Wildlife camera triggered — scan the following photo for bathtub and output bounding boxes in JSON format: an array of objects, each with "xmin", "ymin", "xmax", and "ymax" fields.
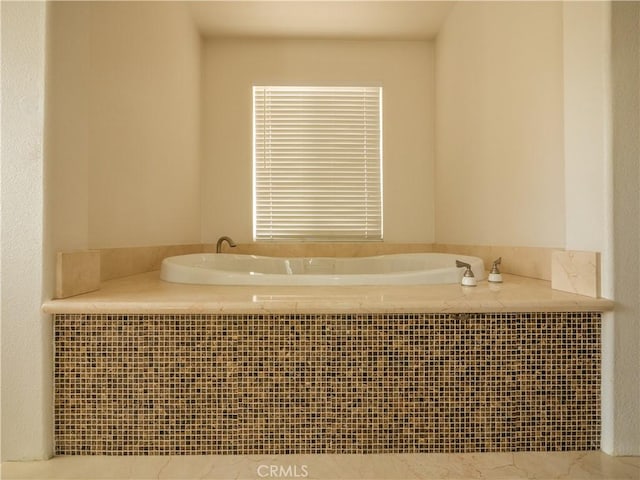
[{"xmin": 160, "ymin": 252, "xmax": 485, "ymax": 286}]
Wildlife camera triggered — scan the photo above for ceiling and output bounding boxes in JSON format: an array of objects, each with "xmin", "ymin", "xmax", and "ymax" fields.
[{"xmin": 188, "ymin": 1, "xmax": 454, "ymax": 40}]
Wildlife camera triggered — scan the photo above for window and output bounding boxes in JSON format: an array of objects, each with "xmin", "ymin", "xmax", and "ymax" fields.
[{"xmin": 253, "ymin": 86, "xmax": 383, "ymax": 241}]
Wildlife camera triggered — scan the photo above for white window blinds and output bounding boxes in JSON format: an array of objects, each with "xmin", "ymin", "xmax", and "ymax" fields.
[{"xmin": 253, "ymin": 86, "xmax": 383, "ymax": 241}]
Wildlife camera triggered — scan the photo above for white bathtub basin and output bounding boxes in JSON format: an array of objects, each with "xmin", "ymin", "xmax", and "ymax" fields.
[{"xmin": 160, "ymin": 253, "xmax": 485, "ymax": 286}]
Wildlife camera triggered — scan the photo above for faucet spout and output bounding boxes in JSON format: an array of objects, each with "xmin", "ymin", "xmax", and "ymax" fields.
[{"xmin": 216, "ymin": 236, "xmax": 237, "ymax": 254}]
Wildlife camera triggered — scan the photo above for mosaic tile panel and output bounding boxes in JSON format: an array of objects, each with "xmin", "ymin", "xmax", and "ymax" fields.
[
  {"xmin": 236, "ymin": 315, "xmax": 331, "ymax": 454},
  {"xmin": 54, "ymin": 312, "xmax": 600, "ymax": 455}
]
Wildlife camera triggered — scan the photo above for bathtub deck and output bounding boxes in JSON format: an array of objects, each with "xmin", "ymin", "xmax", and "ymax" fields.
[{"xmin": 42, "ymin": 271, "xmax": 613, "ymax": 314}]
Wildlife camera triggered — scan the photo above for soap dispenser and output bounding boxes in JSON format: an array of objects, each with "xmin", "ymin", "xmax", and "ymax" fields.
[
  {"xmin": 488, "ymin": 257, "xmax": 503, "ymax": 283},
  {"xmin": 456, "ymin": 260, "xmax": 477, "ymax": 287}
]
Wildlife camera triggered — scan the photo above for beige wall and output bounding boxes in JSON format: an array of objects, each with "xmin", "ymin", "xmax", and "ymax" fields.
[
  {"xmin": 202, "ymin": 39, "xmax": 435, "ymax": 244},
  {"xmin": 47, "ymin": 1, "xmax": 202, "ymax": 251},
  {"xmin": 46, "ymin": 2, "xmax": 91, "ymax": 254},
  {"xmin": 435, "ymin": 2, "xmax": 565, "ymax": 248},
  {"xmin": 1, "ymin": 1, "xmax": 52, "ymax": 461},
  {"xmin": 563, "ymin": 1, "xmax": 611, "ymax": 256}
]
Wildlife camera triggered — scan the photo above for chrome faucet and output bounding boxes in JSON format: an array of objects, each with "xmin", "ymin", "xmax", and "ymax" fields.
[
  {"xmin": 456, "ymin": 260, "xmax": 477, "ymax": 287},
  {"xmin": 216, "ymin": 236, "xmax": 237, "ymax": 254}
]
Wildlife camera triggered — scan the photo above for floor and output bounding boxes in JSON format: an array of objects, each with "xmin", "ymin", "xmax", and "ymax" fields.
[{"xmin": 1, "ymin": 452, "xmax": 638, "ymax": 480}]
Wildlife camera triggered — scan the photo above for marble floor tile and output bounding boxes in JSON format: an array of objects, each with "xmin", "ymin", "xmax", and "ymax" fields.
[{"xmin": 1, "ymin": 452, "xmax": 638, "ymax": 480}]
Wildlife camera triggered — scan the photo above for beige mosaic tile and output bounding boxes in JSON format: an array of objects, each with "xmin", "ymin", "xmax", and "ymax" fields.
[{"xmin": 54, "ymin": 312, "xmax": 600, "ymax": 455}]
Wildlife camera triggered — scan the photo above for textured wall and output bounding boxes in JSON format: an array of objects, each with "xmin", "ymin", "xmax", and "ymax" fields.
[
  {"xmin": 1, "ymin": 1, "xmax": 52, "ymax": 461},
  {"xmin": 608, "ymin": 0, "xmax": 640, "ymax": 456}
]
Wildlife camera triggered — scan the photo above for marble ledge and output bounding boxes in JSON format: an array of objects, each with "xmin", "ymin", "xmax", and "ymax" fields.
[
  {"xmin": 3, "ymin": 452, "xmax": 639, "ymax": 480},
  {"xmin": 42, "ymin": 271, "xmax": 614, "ymax": 315}
]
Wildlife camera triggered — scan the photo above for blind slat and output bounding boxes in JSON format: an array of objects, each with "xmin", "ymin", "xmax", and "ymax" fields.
[{"xmin": 253, "ymin": 86, "xmax": 383, "ymax": 242}]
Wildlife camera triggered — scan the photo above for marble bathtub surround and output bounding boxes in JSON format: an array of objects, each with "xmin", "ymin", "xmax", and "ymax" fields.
[
  {"xmin": 432, "ymin": 244, "xmax": 555, "ymax": 281},
  {"xmin": 54, "ymin": 312, "xmax": 600, "ymax": 455},
  {"xmin": 42, "ymin": 271, "xmax": 613, "ymax": 315},
  {"xmin": 62, "ymin": 243, "xmax": 436, "ymax": 291},
  {"xmin": 552, "ymin": 250, "xmax": 600, "ymax": 298},
  {"xmin": 48, "ymin": 249, "xmax": 611, "ymax": 458},
  {"xmin": 99, "ymin": 244, "xmax": 202, "ymax": 281},
  {"xmin": 209, "ymin": 242, "xmax": 562, "ymax": 282},
  {"xmin": 55, "ymin": 243, "xmax": 603, "ymax": 300},
  {"xmin": 55, "ymin": 251, "xmax": 100, "ymax": 299}
]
